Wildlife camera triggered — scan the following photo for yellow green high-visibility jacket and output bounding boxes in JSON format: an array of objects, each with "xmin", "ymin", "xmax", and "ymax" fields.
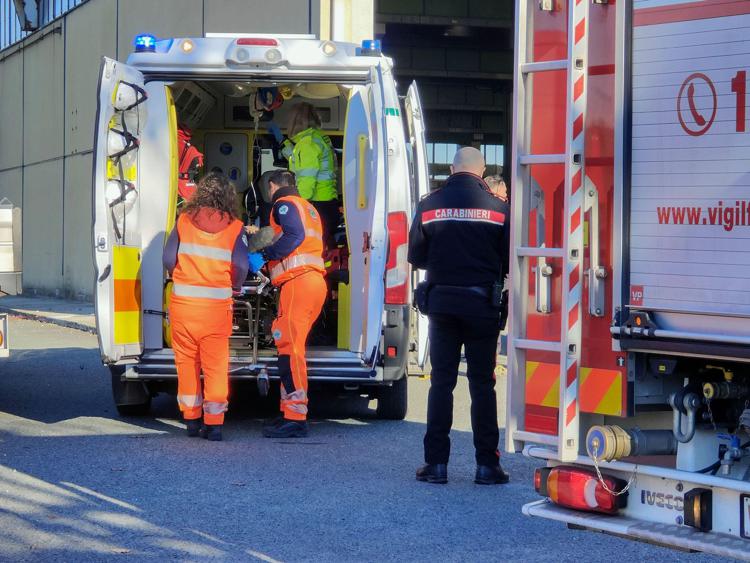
[{"xmin": 282, "ymin": 127, "xmax": 338, "ymax": 202}]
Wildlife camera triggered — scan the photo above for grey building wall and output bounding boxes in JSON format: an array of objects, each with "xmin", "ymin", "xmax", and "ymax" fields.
[{"xmin": 0, "ymin": 0, "xmax": 348, "ymax": 300}]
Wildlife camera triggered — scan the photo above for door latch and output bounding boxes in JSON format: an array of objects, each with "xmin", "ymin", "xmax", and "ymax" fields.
[{"xmin": 96, "ymin": 233, "xmax": 108, "ymax": 252}]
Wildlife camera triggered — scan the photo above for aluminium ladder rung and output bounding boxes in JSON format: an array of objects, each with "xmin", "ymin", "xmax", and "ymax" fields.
[
  {"xmin": 520, "ymin": 60, "xmax": 567, "ymax": 74},
  {"xmin": 519, "ymin": 153, "xmax": 566, "ymax": 165},
  {"xmin": 513, "ymin": 339, "xmax": 563, "ymax": 353},
  {"xmin": 516, "ymin": 246, "xmax": 565, "ymax": 258}
]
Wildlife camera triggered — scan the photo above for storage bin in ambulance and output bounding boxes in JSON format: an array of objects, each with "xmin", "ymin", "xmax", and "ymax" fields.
[{"xmin": 92, "ymin": 36, "xmax": 431, "ymax": 419}]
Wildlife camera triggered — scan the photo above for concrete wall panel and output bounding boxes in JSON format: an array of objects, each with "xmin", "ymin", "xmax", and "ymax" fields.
[
  {"xmin": 23, "ymin": 32, "xmax": 65, "ymax": 165},
  {"xmin": 22, "ymin": 161, "xmax": 63, "ymax": 293},
  {"xmin": 0, "ymin": 52, "xmax": 24, "ymax": 171},
  {"xmin": 204, "ymin": 0, "xmax": 311, "ymax": 35},
  {"xmin": 63, "ymin": 154, "xmax": 94, "ymax": 299},
  {"xmin": 0, "ymin": 170, "xmax": 23, "ymax": 212},
  {"xmin": 117, "ymin": 0, "xmax": 203, "ymax": 62},
  {"xmin": 65, "ymin": 0, "xmax": 117, "ymax": 155}
]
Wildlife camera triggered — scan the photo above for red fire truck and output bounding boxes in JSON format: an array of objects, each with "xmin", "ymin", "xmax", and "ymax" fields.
[{"xmin": 506, "ymin": 0, "xmax": 750, "ymax": 557}]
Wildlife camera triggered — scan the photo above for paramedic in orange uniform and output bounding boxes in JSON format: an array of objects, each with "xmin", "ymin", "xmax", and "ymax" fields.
[
  {"xmin": 163, "ymin": 173, "xmax": 248, "ymax": 441},
  {"xmin": 247, "ymin": 170, "xmax": 326, "ymax": 438}
]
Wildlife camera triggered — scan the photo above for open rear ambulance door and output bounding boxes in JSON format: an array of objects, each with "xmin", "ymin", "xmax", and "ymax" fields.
[
  {"xmin": 403, "ymin": 81, "xmax": 431, "ymax": 374},
  {"xmin": 343, "ymin": 70, "xmax": 389, "ymax": 365},
  {"xmin": 93, "ymin": 58, "xmax": 148, "ymax": 364}
]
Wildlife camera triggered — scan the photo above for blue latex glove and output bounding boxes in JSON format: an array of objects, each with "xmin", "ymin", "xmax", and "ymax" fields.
[
  {"xmin": 267, "ymin": 122, "xmax": 283, "ymax": 144},
  {"xmin": 248, "ymin": 252, "xmax": 266, "ymax": 274}
]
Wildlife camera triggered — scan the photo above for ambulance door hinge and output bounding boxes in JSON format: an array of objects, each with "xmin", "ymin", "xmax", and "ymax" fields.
[{"xmin": 96, "ymin": 233, "xmax": 108, "ymax": 252}]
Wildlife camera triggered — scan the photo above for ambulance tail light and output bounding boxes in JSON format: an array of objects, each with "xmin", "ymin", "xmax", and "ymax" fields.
[
  {"xmin": 386, "ymin": 212, "xmax": 409, "ymax": 305},
  {"xmin": 237, "ymin": 38, "xmax": 278, "ymax": 46},
  {"xmin": 539, "ymin": 466, "xmax": 628, "ymax": 515}
]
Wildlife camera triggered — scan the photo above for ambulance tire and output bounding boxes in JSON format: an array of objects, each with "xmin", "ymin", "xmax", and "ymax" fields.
[
  {"xmin": 110, "ymin": 367, "xmax": 152, "ymax": 416},
  {"xmin": 376, "ymin": 375, "xmax": 408, "ymax": 420}
]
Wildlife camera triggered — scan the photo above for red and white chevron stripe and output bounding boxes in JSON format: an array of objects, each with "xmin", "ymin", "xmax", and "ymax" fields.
[{"xmin": 561, "ymin": 0, "xmax": 588, "ymax": 459}]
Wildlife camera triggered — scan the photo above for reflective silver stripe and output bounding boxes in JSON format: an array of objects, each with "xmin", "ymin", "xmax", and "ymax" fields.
[
  {"xmin": 295, "ymin": 167, "xmax": 318, "ymax": 178},
  {"xmin": 305, "ymin": 228, "xmax": 320, "ymax": 238},
  {"xmin": 178, "ymin": 394, "xmax": 203, "ymax": 408},
  {"xmin": 178, "ymin": 243, "xmax": 232, "ymax": 262},
  {"xmin": 270, "ymin": 253, "xmax": 325, "ymax": 280},
  {"xmin": 203, "ymin": 401, "xmax": 228, "ymax": 415},
  {"xmin": 316, "ymin": 171, "xmax": 336, "ymax": 181},
  {"xmin": 312, "ymin": 137, "xmax": 335, "ymax": 161},
  {"xmin": 173, "ymin": 284, "xmax": 232, "ymax": 300},
  {"xmin": 282, "ymin": 390, "xmax": 308, "ymax": 415}
]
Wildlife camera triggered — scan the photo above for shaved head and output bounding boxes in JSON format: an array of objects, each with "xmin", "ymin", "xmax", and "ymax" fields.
[{"xmin": 451, "ymin": 147, "xmax": 486, "ymax": 176}]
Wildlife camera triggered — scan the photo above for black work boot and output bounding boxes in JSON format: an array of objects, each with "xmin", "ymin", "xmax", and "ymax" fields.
[
  {"xmin": 262, "ymin": 419, "xmax": 308, "ymax": 438},
  {"xmin": 185, "ymin": 418, "xmax": 202, "ymax": 438},
  {"xmin": 200, "ymin": 424, "xmax": 223, "ymax": 442},
  {"xmin": 475, "ymin": 464, "xmax": 510, "ymax": 485},
  {"xmin": 263, "ymin": 415, "xmax": 285, "ymax": 429},
  {"xmin": 416, "ymin": 463, "xmax": 448, "ymax": 484}
]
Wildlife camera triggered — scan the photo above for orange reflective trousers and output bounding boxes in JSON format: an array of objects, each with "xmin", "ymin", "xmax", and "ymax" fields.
[
  {"xmin": 170, "ymin": 299, "xmax": 233, "ymax": 425},
  {"xmin": 272, "ymin": 271, "xmax": 327, "ymax": 421}
]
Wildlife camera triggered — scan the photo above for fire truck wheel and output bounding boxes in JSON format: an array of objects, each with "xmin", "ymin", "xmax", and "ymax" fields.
[
  {"xmin": 376, "ymin": 375, "xmax": 408, "ymax": 420},
  {"xmin": 110, "ymin": 366, "xmax": 152, "ymax": 416}
]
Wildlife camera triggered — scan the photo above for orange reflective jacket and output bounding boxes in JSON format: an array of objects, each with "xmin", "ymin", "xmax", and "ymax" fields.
[
  {"xmin": 172, "ymin": 213, "xmax": 244, "ymax": 304},
  {"xmin": 268, "ymin": 195, "xmax": 325, "ymax": 286}
]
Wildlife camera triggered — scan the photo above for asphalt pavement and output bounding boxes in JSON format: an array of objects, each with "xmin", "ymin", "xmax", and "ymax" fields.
[{"xmin": 0, "ymin": 318, "xmax": 724, "ymax": 562}]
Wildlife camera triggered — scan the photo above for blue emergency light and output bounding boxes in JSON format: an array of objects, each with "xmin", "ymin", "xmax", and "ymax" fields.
[
  {"xmin": 359, "ymin": 39, "xmax": 382, "ymax": 56},
  {"xmin": 134, "ymin": 34, "xmax": 157, "ymax": 53}
]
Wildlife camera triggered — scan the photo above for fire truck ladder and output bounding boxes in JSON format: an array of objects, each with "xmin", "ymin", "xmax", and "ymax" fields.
[{"xmin": 506, "ymin": 0, "xmax": 590, "ymax": 463}]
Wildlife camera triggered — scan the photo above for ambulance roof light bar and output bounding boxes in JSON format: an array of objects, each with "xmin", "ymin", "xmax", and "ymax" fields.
[
  {"xmin": 134, "ymin": 34, "xmax": 157, "ymax": 53},
  {"xmin": 359, "ymin": 39, "xmax": 382, "ymax": 56}
]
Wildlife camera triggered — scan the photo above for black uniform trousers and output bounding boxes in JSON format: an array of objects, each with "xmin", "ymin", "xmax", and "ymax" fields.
[{"xmin": 424, "ymin": 313, "xmax": 501, "ymax": 467}]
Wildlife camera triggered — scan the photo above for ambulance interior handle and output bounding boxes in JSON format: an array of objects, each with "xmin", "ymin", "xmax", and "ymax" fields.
[{"xmin": 97, "ymin": 264, "xmax": 111, "ymax": 283}]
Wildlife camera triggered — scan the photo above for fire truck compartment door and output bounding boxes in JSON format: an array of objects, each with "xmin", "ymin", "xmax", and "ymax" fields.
[{"xmin": 628, "ymin": 4, "xmax": 750, "ymax": 338}]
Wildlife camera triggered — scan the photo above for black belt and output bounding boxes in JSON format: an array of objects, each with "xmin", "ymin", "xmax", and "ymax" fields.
[{"xmin": 432, "ymin": 284, "xmax": 491, "ymax": 299}]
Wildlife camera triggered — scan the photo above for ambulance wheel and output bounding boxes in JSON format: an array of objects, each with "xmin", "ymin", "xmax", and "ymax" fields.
[
  {"xmin": 376, "ymin": 375, "xmax": 408, "ymax": 420},
  {"xmin": 110, "ymin": 367, "xmax": 151, "ymax": 416}
]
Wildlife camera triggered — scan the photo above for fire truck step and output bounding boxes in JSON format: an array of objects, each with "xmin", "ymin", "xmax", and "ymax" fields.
[
  {"xmin": 523, "ymin": 501, "xmax": 750, "ymax": 560},
  {"xmin": 513, "ymin": 431, "xmax": 558, "ymax": 446},
  {"xmin": 513, "ymin": 338, "xmax": 562, "ymax": 353},
  {"xmin": 519, "ymin": 153, "xmax": 566, "ymax": 165},
  {"xmin": 520, "ymin": 60, "xmax": 567, "ymax": 74}
]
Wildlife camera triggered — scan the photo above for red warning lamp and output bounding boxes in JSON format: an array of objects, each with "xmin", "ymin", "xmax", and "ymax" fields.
[{"xmin": 237, "ymin": 38, "xmax": 279, "ymax": 46}]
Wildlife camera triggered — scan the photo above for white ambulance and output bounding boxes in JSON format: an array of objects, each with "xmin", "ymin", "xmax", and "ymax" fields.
[
  {"xmin": 506, "ymin": 0, "xmax": 750, "ymax": 557},
  {"xmin": 92, "ymin": 35, "xmax": 430, "ymax": 419}
]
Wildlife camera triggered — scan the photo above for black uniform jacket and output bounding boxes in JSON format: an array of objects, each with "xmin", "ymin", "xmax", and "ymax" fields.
[{"xmin": 408, "ymin": 172, "xmax": 510, "ymax": 318}]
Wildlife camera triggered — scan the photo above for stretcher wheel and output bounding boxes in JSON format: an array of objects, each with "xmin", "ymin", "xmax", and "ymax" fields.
[{"xmin": 257, "ymin": 370, "xmax": 270, "ymax": 397}]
